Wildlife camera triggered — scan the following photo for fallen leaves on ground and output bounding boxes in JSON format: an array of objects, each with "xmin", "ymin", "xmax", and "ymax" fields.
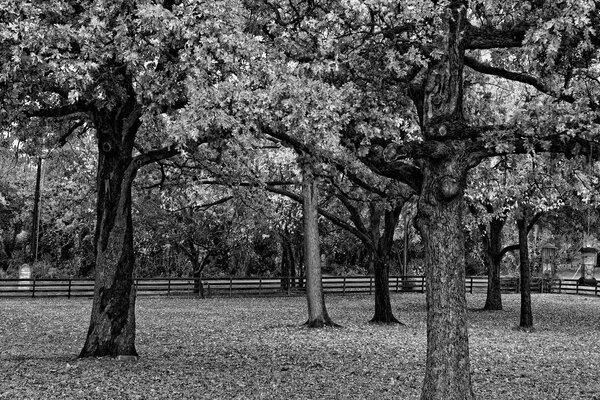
[{"xmin": 0, "ymin": 293, "xmax": 599, "ymax": 399}]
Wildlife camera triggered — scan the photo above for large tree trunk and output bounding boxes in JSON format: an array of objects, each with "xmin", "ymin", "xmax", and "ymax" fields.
[
  {"xmin": 416, "ymin": 2, "xmax": 475, "ymax": 398},
  {"xmin": 302, "ymin": 163, "xmax": 336, "ymax": 328},
  {"xmin": 79, "ymin": 70, "xmax": 142, "ymax": 358},
  {"xmin": 517, "ymin": 213, "xmax": 533, "ymax": 328},
  {"xmin": 417, "ymin": 154, "xmax": 474, "ymax": 400},
  {"xmin": 483, "ymin": 217, "xmax": 505, "ymax": 310}
]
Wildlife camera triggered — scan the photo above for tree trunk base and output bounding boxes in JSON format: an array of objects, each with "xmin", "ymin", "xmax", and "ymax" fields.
[
  {"xmin": 513, "ymin": 325, "xmax": 535, "ymax": 333},
  {"xmin": 369, "ymin": 315, "xmax": 404, "ymax": 325},
  {"xmin": 303, "ymin": 318, "xmax": 342, "ymax": 328},
  {"xmin": 482, "ymin": 303, "xmax": 502, "ymax": 311}
]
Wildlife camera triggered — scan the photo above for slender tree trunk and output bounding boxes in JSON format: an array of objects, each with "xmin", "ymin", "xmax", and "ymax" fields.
[
  {"xmin": 370, "ymin": 205, "xmax": 403, "ymax": 324},
  {"xmin": 302, "ymin": 164, "xmax": 336, "ymax": 328},
  {"xmin": 483, "ymin": 217, "xmax": 505, "ymax": 310},
  {"xmin": 517, "ymin": 214, "xmax": 533, "ymax": 328},
  {"xmin": 29, "ymin": 157, "xmax": 42, "ymax": 263},
  {"xmin": 192, "ymin": 262, "xmax": 204, "ymax": 298},
  {"xmin": 79, "ymin": 70, "xmax": 142, "ymax": 358},
  {"xmin": 0, "ymin": 231, "xmax": 8, "ymax": 272},
  {"xmin": 280, "ymin": 238, "xmax": 290, "ymax": 290}
]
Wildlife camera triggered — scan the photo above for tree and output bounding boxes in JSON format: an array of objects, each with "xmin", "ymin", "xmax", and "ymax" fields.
[
  {"xmin": 1, "ymin": 0, "xmax": 256, "ymax": 357},
  {"xmin": 249, "ymin": 1, "xmax": 599, "ymax": 398}
]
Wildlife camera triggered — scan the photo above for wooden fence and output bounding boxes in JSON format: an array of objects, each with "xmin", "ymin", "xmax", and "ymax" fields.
[{"xmin": 0, "ymin": 275, "xmax": 597, "ymax": 299}]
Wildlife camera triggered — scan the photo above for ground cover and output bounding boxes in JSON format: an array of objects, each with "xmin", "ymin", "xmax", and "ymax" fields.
[{"xmin": 0, "ymin": 293, "xmax": 599, "ymax": 399}]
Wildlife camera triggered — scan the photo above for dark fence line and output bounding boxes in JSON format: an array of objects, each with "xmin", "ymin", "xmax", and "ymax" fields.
[{"xmin": 0, "ymin": 276, "xmax": 598, "ymax": 299}]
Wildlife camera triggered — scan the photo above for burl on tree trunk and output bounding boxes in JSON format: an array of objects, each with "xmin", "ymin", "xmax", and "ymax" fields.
[
  {"xmin": 417, "ymin": 151, "xmax": 474, "ymax": 400},
  {"xmin": 416, "ymin": 2, "xmax": 475, "ymax": 398}
]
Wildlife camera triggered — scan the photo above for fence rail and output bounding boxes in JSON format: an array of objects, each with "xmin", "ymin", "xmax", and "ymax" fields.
[{"xmin": 1, "ymin": 276, "xmax": 597, "ymax": 299}]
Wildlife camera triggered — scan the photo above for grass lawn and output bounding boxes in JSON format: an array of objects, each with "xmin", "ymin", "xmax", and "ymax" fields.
[{"xmin": 1, "ymin": 293, "xmax": 599, "ymax": 399}]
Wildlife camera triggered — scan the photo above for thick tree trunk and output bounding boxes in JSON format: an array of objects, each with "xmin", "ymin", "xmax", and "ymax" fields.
[
  {"xmin": 417, "ymin": 154, "xmax": 474, "ymax": 400},
  {"xmin": 414, "ymin": 1, "xmax": 475, "ymax": 398},
  {"xmin": 80, "ymin": 157, "xmax": 138, "ymax": 357},
  {"xmin": 483, "ymin": 217, "xmax": 505, "ymax": 310},
  {"xmin": 79, "ymin": 70, "xmax": 142, "ymax": 358},
  {"xmin": 517, "ymin": 214, "xmax": 533, "ymax": 328},
  {"xmin": 302, "ymin": 164, "xmax": 336, "ymax": 328}
]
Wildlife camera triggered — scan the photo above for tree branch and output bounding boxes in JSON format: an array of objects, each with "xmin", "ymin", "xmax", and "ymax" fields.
[
  {"xmin": 464, "ymin": 55, "xmax": 575, "ymax": 103},
  {"xmin": 133, "ymin": 144, "xmax": 180, "ymax": 169},
  {"xmin": 464, "ymin": 25, "xmax": 527, "ymax": 49},
  {"xmin": 265, "ymin": 186, "xmax": 372, "ymax": 245}
]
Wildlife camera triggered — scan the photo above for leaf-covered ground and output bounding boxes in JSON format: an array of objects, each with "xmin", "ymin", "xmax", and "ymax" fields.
[{"xmin": 1, "ymin": 293, "xmax": 599, "ymax": 399}]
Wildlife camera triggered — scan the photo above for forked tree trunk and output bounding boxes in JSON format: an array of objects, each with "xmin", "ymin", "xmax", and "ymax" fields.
[
  {"xmin": 517, "ymin": 214, "xmax": 533, "ymax": 328},
  {"xmin": 483, "ymin": 217, "xmax": 505, "ymax": 310},
  {"xmin": 80, "ymin": 71, "xmax": 142, "ymax": 358},
  {"xmin": 302, "ymin": 164, "xmax": 336, "ymax": 328}
]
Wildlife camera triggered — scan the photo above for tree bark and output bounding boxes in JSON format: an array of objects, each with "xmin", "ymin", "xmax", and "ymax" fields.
[
  {"xmin": 483, "ymin": 217, "xmax": 505, "ymax": 310},
  {"xmin": 370, "ymin": 204, "xmax": 403, "ymax": 324},
  {"xmin": 417, "ymin": 152, "xmax": 474, "ymax": 400},
  {"xmin": 79, "ymin": 69, "xmax": 142, "ymax": 358},
  {"xmin": 517, "ymin": 213, "xmax": 533, "ymax": 328},
  {"xmin": 302, "ymin": 163, "xmax": 336, "ymax": 328},
  {"xmin": 416, "ymin": 3, "xmax": 475, "ymax": 398}
]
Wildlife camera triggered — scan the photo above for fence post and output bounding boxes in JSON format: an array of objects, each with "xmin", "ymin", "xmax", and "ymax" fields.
[
  {"xmin": 32, "ymin": 279, "xmax": 36, "ymax": 298},
  {"xmin": 167, "ymin": 279, "xmax": 171, "ymax": 296},
  {"xmin": 259, "ymin": 278, "xmax": 262, "ymax": 296},
  {"xmin": 369, "ymin": 277, "xmax": 373, "ymax": 294},
  {"xmin": 558, "ymin": 280, "xmax": 562, "ymax": 294},
  {"xmin": 229, "ymin": 277, "xmax": 233, "ymax": 297},
  {"xmin": 287, "ymin": 277, "xmax": 291, "ymax": 296},
  {"xmin": 576, "ymin": 281, "xmax": 579, "ymax": 295},
  {"xmin": 67, "ymin": 279, "xmax": 72, "ymax": 299},
  {"xmin": 343, "ymin": 276, "xmax": 346, "ymax": 295},
  {"xmin": 470, "ymin": 277, "xmax": 473, "ymax": 294}
]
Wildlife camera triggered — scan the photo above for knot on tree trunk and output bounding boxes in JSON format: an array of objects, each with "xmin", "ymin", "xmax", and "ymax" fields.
[{"xmin": 439, "ymin": 176, "xmax": 460, "ymax": 200}]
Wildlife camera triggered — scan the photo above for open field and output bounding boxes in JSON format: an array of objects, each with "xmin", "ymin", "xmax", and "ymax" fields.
[{"xmin": 1, "ymin": 293, "xmax": 599, "ymax": 399}]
